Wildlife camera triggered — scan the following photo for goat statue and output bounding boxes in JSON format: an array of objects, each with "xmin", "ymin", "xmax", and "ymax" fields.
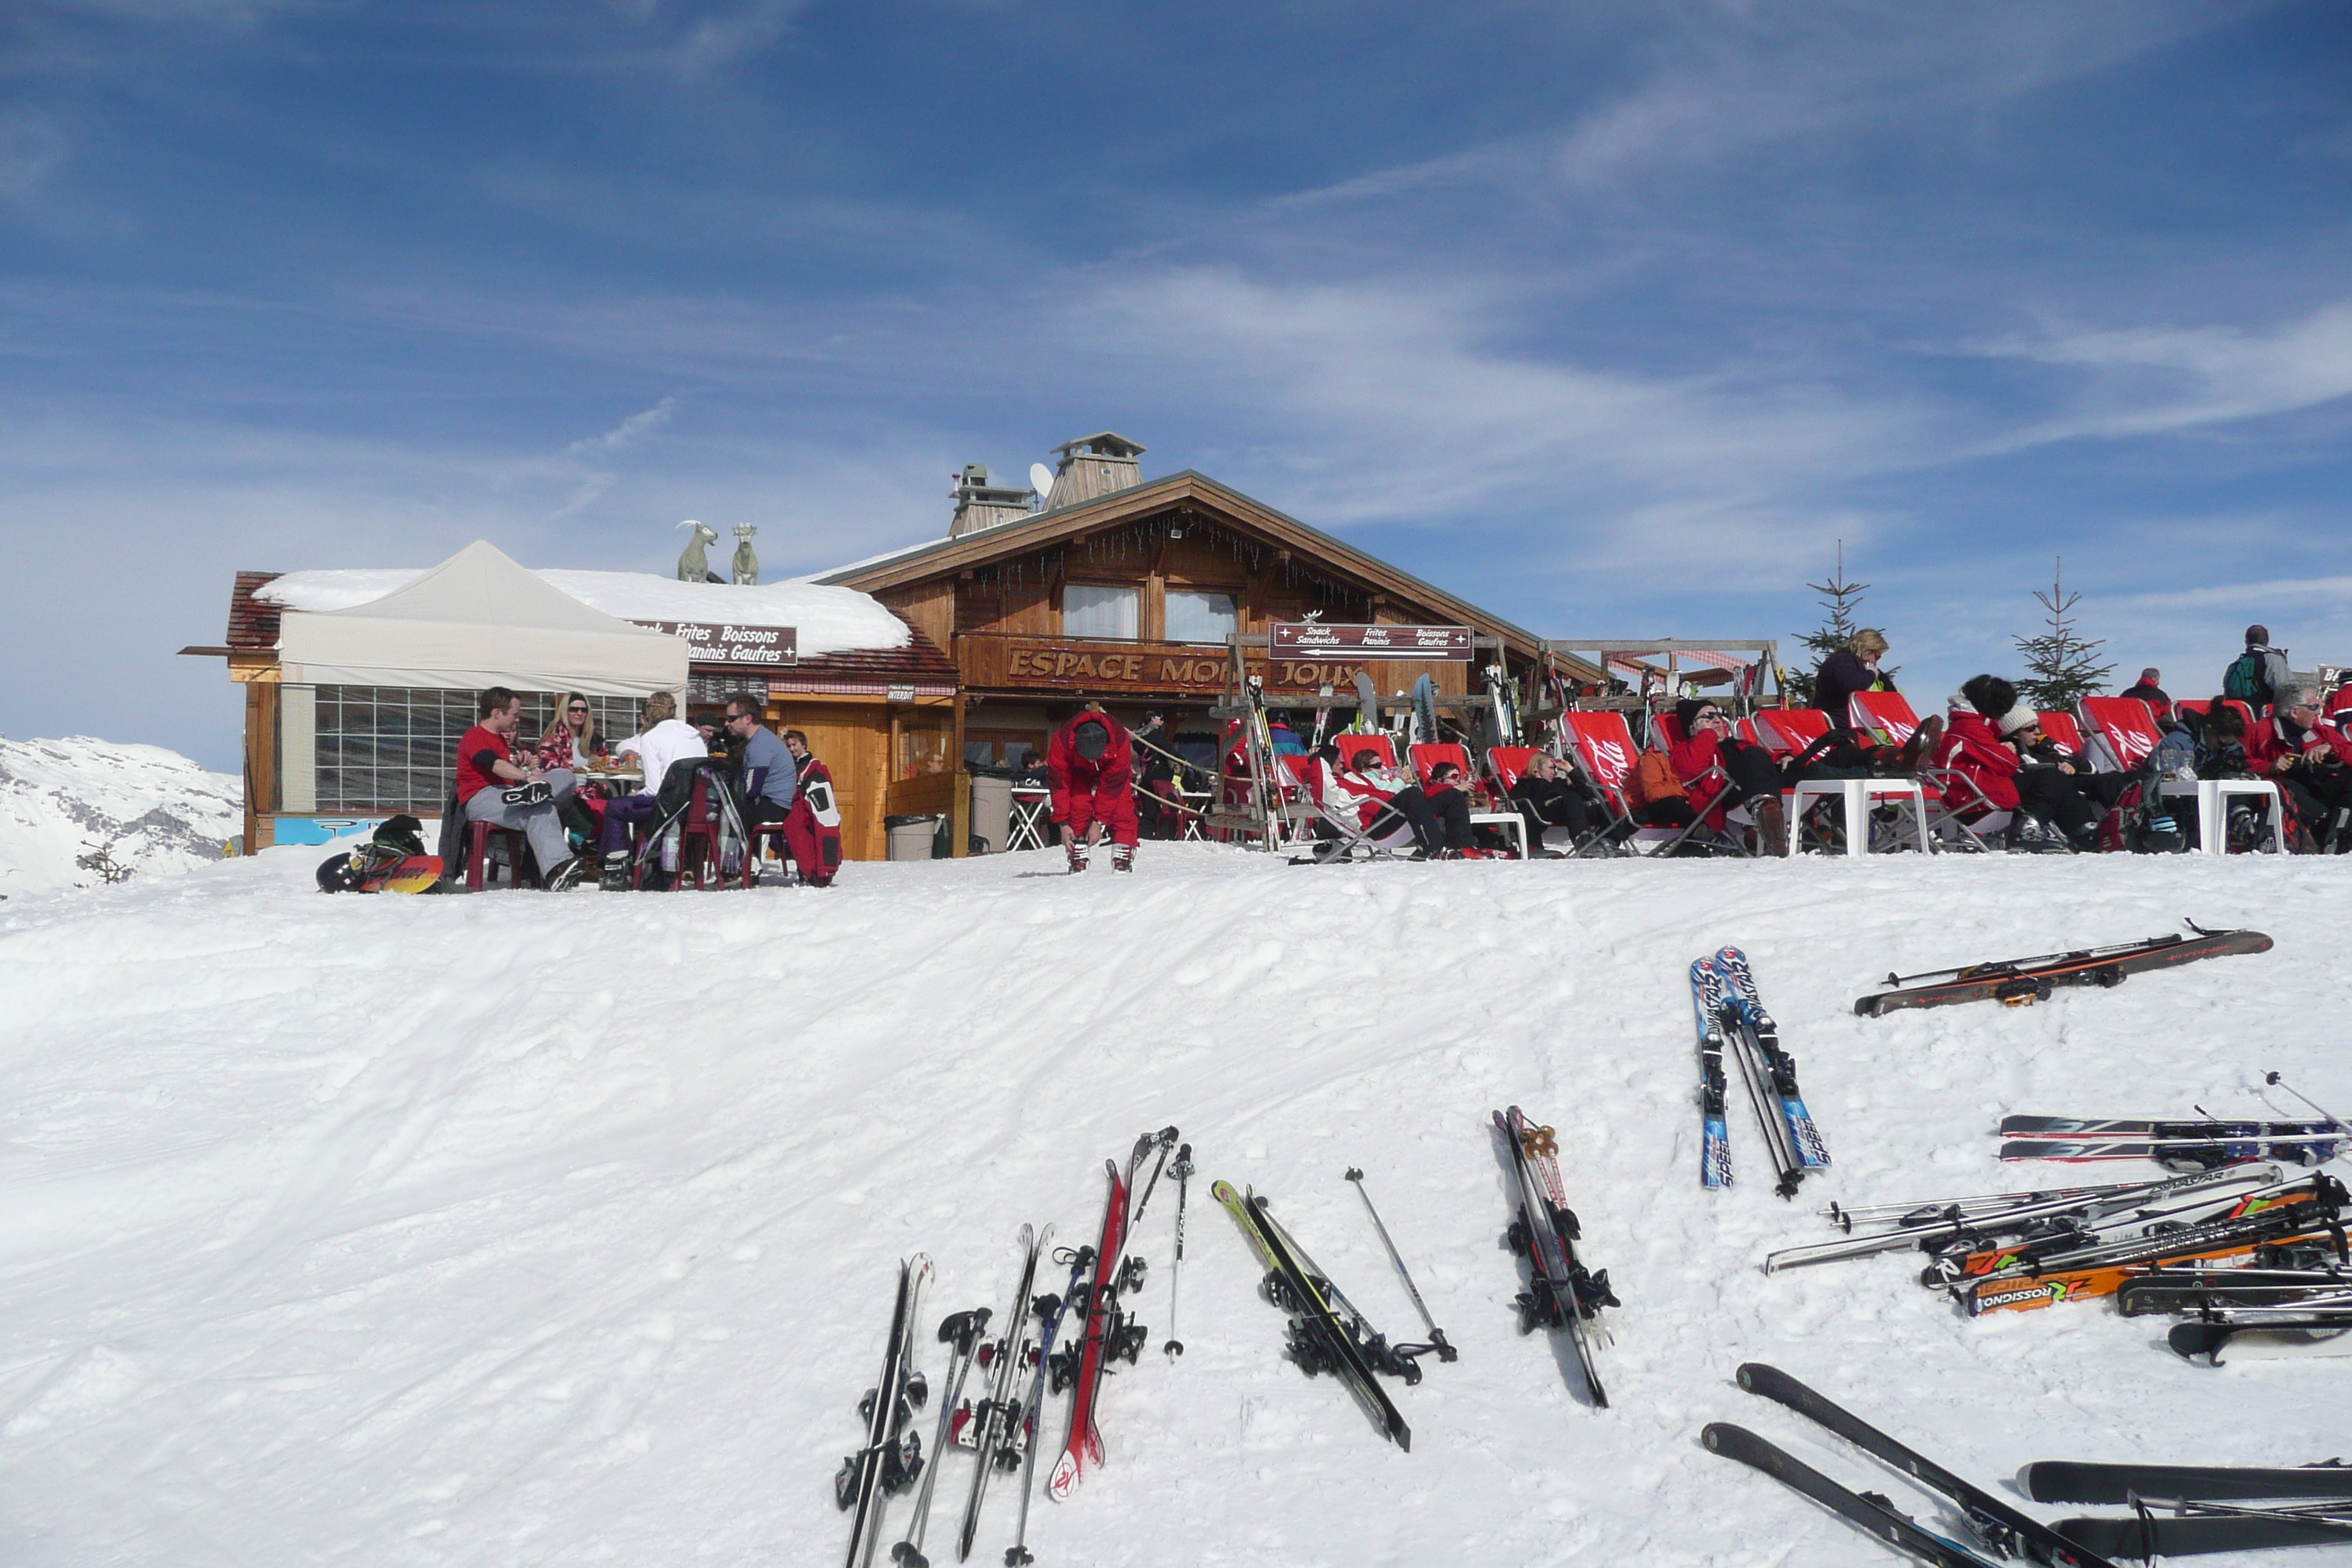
[{"xmin": 676, "ymin": 519, "xmax": 722, "ymax": 583}]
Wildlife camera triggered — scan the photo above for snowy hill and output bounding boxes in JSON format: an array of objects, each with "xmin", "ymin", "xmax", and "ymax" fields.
[
  {"xmin": 0, "ymin": 843, "xmax": 2342, "ymax": 1566},
  {"xmin": 0, "ymin": 735, "xmax": 241, "ymax": 899}
]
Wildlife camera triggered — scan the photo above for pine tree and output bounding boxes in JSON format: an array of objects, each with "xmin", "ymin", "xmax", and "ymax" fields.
[
  {"xmin": 2013, "ymin": 557, "xmax": 2114, "ymax": 710},
  {"xmin": 1783, "ymin": 543, "xmax": 1869, "ymax": 706}
]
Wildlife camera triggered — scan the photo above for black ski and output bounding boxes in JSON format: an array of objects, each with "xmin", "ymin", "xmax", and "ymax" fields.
[
  {"xmin": 2002, "ymin": 1115, "xmax": 2342, "ymax": 1139},
  {"xmin": 1213, "ymin": 1180, "xmax": 1411, "ymax": 1450},
  {"xmin": 2170, "ymin": 1315, "xmax": 2352, "ymax": 1363},
  {"xmin": 1733, "ymin": 1363, "xmax": 2121, "ymax": 1568},
  {"xmin": 2055, "ymin": 1510, "xmax": 2352, "ymax": 1558},
  {"xmin": 2020, "ymin": 1459, "xmax": 2352, "ymax": 1506},
  {"xmin": 956, "ymin": 1226, "xmax": 1047, "ymax": 1561},
  {"xmin": 1702, "ymin": 1422, "xmax": 2002, "ymax": 1567},
  {"xmin": 2115, "ymin": 1267, "xmax": 2352, "ymax": 1316},
  {"xmin": 840, "ymin": 1256, "xmax": 934, "ymax": 1568}
]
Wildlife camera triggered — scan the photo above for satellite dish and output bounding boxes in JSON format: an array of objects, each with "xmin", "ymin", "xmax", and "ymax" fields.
[{"xmin": 1029, "ymin": 462, "xmax": 1055, "ymax": 500}]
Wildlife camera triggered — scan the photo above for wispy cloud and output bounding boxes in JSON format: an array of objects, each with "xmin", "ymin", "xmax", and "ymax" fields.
[
  {"xmin": 568, "ymin": 396, "xmax": 676, "ymax": 454},
  {"xmin": 1973, "ymin": 303, "xmax": 2352, "ymax": 443},
  {"xmin": 0, "ymin": 110, "xmax": 68, "ymax": 203}
]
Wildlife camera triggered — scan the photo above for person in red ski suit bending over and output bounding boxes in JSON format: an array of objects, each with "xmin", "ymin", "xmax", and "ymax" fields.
[{"xmin": 1048, "ymin": 709, "xmax": 1138, "ymax": 872}]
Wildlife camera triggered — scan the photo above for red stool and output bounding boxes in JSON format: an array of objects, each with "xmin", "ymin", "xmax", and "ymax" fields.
[
  {"xmin": 741, "ymin": 821, "xmax": 790, "ymax": 887},
  {"xmin": 464, "ymin": 820, "xmax": 530, "ymax": 891}
]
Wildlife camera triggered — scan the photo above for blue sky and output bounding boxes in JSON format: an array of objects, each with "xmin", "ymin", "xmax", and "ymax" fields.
[{"xmin": 4, "ymin": 0, "xmax": 2351, "ymax": 769}]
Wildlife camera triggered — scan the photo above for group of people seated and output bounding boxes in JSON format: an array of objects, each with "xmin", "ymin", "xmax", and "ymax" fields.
[
  {"xmin": 451, "ymin": 686, "xmax": 843, "ymax": 889},
  {"xmin": 1284, "ymin": 619, "xmax": 2352, "ymax": 859}
]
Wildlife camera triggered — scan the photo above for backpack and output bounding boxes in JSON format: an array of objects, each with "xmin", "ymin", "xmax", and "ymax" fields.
[
  {"xmin": 1627, "ymin": 751, "xmax": 1687, "ymax": 810},
  {"xmin": 2223, "ymin": 651, "xmax": 2271, "ymax": 706}
]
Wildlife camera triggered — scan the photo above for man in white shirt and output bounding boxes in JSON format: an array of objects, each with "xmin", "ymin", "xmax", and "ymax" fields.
[{"xmin": 598, "ymin": 691, "xmax": 706, "ymax": 884}]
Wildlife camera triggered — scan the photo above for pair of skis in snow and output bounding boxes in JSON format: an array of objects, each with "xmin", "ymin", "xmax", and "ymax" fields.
[
  {"xmin": 1690, "ymin": 948, "xmax": 1829, "ymax": 1196},
  {"xmin": 2023, "ymin": 1457, "xmax": 2352, "ymax": 1558},
  {"xmin": 1849, "ymin": 925, "xmax": 2274, "ymax": 1016}
]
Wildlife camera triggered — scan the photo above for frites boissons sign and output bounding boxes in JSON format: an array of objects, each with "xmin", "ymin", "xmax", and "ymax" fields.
[
  {"xmin": 1269, "ymin": 623, "xmax": 1474, "ymax": 660},
  {"xmin": 630, "ymin": 620, "xmax": 799, "ymax": 667}
]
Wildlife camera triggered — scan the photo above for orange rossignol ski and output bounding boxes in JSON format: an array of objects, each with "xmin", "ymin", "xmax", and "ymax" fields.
[{"xmin": 1964, "ymin": 1232, "xmax": 2346, "ymax": 1315}]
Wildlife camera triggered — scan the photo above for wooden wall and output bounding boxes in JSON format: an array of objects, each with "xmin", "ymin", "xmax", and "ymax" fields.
[{"xmin": 783, "ymin": 702, "xmax": 890, "ymax": 862}]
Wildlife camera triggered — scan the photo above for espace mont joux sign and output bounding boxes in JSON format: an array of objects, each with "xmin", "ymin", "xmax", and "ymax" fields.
[
  {"xmin": 630, "ymin": 620, "xmax": 798, "ymax": 668},
  {"xmin": 1270, "ymin": 623, "xmax": 1474, "ymax": 660}
]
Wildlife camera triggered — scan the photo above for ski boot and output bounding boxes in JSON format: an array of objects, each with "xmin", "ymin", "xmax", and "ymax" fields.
[
  {"xmin": 1066, "ymin": 838, "xmax": 1090, "ymax": 873},
  {"xmin": 598, "ymin": 849, "xmax": 633, "ymax": 891},
  {"xmin": 1110, "ymin": 843, "xmax": 1133, "ymax": 872}
]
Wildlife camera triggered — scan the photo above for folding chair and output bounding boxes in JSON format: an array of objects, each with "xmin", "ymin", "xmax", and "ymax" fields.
[
  {"xmin": 1275, "ymin": 753, "xmax": 1326, "ymax": 846},
  {"xmin": 1646, "ymin": 713, "xmax": 1754, "ymax": 855},
  {"xmin": 2081, "ymin": 696, "xmax": 2281, "ymax": 854},
  {"xmin": 1408, "ymin": 742, "xmax": 1526, "ymax": 856},
  {"xmin": 1289, "ymin": 754, "xmax": 1415, "ymax": 864},
  {"xmin": 2037, "ymin": 710, "xmax": 2087, "ymax": 761},
  {"xmin": 1558, "ymin": 712, "xmax": 1727, "ymax": 856},
  {"xmin": 2174, "ymin": 698, "xmax": 2211, "ymax": 720},
  {"xmin": 2223, "ymin": 698, "xmax": 2258, "ymax": 732},
  {"xmin": 1752, "ymin": 707, "xmax": 1833, "ymax": 756}
]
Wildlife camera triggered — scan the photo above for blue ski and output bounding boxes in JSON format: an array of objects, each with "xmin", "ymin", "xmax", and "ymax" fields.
[
  {"xmin": 1687, "ymin": 958, "xmax": 1735, "ymax": 1189},
  {"xmin": 1714, "ymin": 946, "xmax": 1830, "ymax": 1169}
]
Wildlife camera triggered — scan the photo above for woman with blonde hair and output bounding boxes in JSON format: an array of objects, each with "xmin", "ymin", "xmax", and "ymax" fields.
[
  {"xmin": 538, "ymin": 692, "xmax": 601, "ymax": 772},
  {"xmin": 1814, "ymin": 627, "xmax": 1893, "ymax": 726}
]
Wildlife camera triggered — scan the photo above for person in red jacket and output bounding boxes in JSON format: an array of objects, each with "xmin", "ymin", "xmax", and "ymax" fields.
[
  {"xmin": 1935, "ymin": 676, "xmax": 2104, "ymax": 850},
  {"xmin": 1048, "ymin": 708, "xmax": 1139, "ymax": 872},
  {"xmin": 2247, "ymin": 689, "xmax": 2352, "ymax": 849}
]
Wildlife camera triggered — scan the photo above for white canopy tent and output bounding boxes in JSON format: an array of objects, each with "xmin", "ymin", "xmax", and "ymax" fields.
[{"xmin": 276, "ymin": 540, "xmax": 689, "ymax": 697}]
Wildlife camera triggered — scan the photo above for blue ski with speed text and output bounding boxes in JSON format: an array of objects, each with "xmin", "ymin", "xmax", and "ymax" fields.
[{"xmin": 1714, "ymin": 946, "xmax": 1831, "ymax": 1169}]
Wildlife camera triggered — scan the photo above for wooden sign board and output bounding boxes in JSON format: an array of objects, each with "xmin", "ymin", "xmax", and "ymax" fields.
[
  {"xmin": 1271, "ymin": 623, "xmax": 1472, "ymax": 660},
  {"xmin": 630, "ymin": 620, "xmax": 798, "ymax": 668},
  {"xmin": 967, "ymin": 637, "xmax": 1370, "ymax": 695}
]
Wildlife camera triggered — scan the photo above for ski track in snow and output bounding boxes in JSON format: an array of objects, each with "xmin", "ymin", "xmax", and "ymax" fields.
[{"xmin": 0, "ymin": 843, "xmax": 2342, "ymax": 1566}]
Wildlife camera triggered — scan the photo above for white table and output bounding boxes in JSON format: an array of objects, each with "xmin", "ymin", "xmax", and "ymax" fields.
[
  {"xmin": 1788, "ymin": 778, "xmax": 1934, "ymax": 856},
  {"xmin": 2194, "ymin": 780, "xmax": 2285, "ymax": 855}
]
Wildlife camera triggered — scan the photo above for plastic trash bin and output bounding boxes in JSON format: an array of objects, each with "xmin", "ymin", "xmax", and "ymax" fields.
[
  {"xmin": 969, "ymin": 774, "xmax": 1012, "ymax": 853},
  {"xmin": 886, "ymin": 813, "xmax": 943, "ymax": 862}
]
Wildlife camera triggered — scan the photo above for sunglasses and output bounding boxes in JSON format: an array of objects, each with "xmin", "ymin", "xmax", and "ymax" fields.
[{"xmin": 568, "ymin": 706, "xmax": 589, "ymax": 715}]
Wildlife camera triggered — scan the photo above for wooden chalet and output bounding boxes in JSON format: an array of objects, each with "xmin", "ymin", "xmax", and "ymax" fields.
[{"xmin": 816, "ymin": 433, "xmax": 1558, "ymax": 787}]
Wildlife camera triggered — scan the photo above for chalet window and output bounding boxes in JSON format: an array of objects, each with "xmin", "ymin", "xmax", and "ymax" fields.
[
  {"xmin": 1165, "ymin": 589, "xmax": 1239, "ymax": 645},
  {"xmin": 1063, "ymin": 584, "xmax": 1139, "ymax": 640}
]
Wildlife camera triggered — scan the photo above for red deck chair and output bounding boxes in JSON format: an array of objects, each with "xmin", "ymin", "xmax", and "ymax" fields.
[
  {"xmin": 2038, "ymin": 710, "xmax": 2087, "ymax": 760},
  {"xmin": 1333, "ymin": 733, "xmax": 1398, "ymax": 771},
  {"xmin": 1645, "ymin": 712, "xmax": 1752, "ymax": 851},
  {"xmin": 2079, "ymin": 697, "xmax": 2164, "ymax": 774},
  {"xmin": 1847, "ymin": 692, "xmax": 1918, "ymax": 748},
  {"xmin": 2175, "ymin": 698, "xmax": 2211, "ymax": 719},
  {"xmin": 1488, "ymin": 745, "xmax": 1539, "ymax": 791},
  {"xmin": 1558, "ymin": 712, "xmax": 1730, "ymax": 857},
  {"xmin": 1753, "ymin": 707, "xmax": 1831, "ymax": 757},
  {"xmin": 2223, "ymin": 698, "xmax": 2258, "ymax": 732}
]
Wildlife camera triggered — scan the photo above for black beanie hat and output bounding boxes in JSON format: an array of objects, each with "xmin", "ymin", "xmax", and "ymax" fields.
[
  {"xmin": 1676, "ymin": 698, "xmax": 1708, "ymax": 734},
  {"xmin": 1074, "ymin": 720, "xmax": 1109, "ymax": 761}
]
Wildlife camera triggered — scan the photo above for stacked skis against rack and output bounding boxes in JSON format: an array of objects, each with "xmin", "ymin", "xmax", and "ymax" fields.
[
  {"xmin": 841, "ymin": 1114, "xmax": 1617, "ymax": 1564},
  {"xmin": 838, "ymin": 1130, "xmax": 1188, "ymax": 1568},
  {"xmin": 1708, "ymin": 1366, "xmax": 2352, "ymax": 1564}
]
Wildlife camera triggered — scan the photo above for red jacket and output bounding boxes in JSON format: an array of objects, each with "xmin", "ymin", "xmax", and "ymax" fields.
[
  {"xmin": 2248, "ymin": 717, "xmax": 2352, "ymax": 774},
  {"xmin": 1933, "ymin": 712, "xmax": 2021, "ymax": 811},
  {"xmin": 1047, "ymin": 715, "xmax": 1134, "ymax": 821},
  {"xmin": 1668, "ymin": 730, "xmax": 1728, "ymax": 785}
]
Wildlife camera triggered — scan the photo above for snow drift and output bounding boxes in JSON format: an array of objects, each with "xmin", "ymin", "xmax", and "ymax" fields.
[
  {"xmin": 0, "ymin": 843, "xmax": 2342, "ymax": 1566},
  {"xmin": 0, "ymin": 735, "xmax": 240, "ymax": 899}
]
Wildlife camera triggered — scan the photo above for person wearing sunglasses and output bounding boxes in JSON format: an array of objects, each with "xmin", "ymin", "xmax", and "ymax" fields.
[
  {"xmin": 2247, "ymin": 687, "xmax": 2352, "ymax": 851},
  {"xmin": 1665, "ymin": 698, "xmax": 1798, "ymax": 855},
  {"xmin": 536, "ymin": 693, "xmax": 603, "ymax": 774}
]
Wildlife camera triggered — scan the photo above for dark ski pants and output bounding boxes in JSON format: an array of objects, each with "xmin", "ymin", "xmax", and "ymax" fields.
[
  {"xmin": 2013, "ymin": 766, "xmax": 2104, "ymax": 837},
  {"xmin": 600, "ymin": 792, "xmax": 663, "ymax": 853},
  {"xmin": 1371, "ymin": 785, "xmax": 1471, "ymax": 853}
]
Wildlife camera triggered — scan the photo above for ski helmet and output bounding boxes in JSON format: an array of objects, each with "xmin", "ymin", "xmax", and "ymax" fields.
[
  {"xmin": 1074, "ymin": 720, "xmax": 1109, "ymax": 761},
  {"xmin": 315, "ymin": 852, "xmax": 363, "ymax": 893}
]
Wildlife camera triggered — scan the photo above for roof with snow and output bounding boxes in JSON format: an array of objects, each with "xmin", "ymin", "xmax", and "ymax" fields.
[{"xmin": 259, "ymin": 561, "xmax": 911, "ymax": 657}]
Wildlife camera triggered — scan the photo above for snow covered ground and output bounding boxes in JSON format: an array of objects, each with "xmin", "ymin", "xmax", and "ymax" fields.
[
  {"xmin": 0, "ymin": 736, "xmax": 241, "ymax": 900},
  {"xmin": 0, "ymin": 843, "xmax": 2342, "ymax": 1567}
]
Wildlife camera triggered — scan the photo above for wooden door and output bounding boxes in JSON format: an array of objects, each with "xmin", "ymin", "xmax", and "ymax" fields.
[{"xmin": 788, "ymin": 704, "xmax": 889, "ymax": 862}]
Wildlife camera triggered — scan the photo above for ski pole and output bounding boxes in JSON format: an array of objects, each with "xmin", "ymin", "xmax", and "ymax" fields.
[
  {"xmin": 1129, "ymin": 1126, "xmax": 1180, "ymax": 1226},
  {"xmin": 1344, "ymin": 1166, "xmax": 1455, "ymax": 1362},
  {"xmin": 892, "ymin": 1308, "xmax": 988, "ymax": 1568},
  {"xmin": 2265, "ymin": 1071, "xmax": 2351, "ymax": 1136},
  {"xmin": 1164, "ymin": 1143, "xmax": 1192, "ymax": 1357}
]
